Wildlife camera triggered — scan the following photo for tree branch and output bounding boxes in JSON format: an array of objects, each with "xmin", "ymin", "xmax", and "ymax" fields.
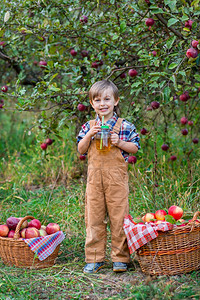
[{"xmin": 156, "ymin": 14, "xmax": 184, "ymax": 39}]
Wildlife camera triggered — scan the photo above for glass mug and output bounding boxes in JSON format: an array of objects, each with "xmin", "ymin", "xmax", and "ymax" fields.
[{"xmin": 95, "ymin": 125, "xmax": 111, "ymax": 152}]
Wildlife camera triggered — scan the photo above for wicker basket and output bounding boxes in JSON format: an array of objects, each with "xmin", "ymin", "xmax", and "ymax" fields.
[
  {"xmin": 0, "ymin": 216, "xmax": 60, "ymax": 269},
  {"xmin": 136, "ymin": 211, "xmax": 200, "ymax": 276}
]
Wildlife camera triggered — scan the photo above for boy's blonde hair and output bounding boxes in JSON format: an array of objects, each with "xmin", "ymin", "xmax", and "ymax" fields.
[{"xmin": 89, "ymin": 80, "xmax": 119, "ymax": 102}]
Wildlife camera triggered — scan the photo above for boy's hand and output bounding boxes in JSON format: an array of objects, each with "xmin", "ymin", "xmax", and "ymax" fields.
[
  {"xmin": 87, "ymin": 125, "xmax": 101, "ymax": 138},
  {"xmin": 111, "ymin": 132, "xmax": 119, "ymax": 146}
]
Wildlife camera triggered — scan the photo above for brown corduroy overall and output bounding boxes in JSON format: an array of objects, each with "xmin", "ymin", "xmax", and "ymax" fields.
[{"xmin": 85, "ymin": 117, "xmax": 130, "ymax": 263}]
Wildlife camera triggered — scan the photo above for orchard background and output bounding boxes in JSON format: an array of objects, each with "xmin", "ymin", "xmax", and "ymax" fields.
[{"xmin": 0, "ymin": 1, "xmax": 200, "ymax": 299}]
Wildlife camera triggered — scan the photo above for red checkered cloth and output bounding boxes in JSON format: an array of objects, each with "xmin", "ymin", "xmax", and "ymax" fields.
[
  {"xmin": 123, "ymin": 215, "xmax": 174, "ymax": 254},
  {"xmin": 23, "ymin": 231, "xmax": 65, "ymax": 261}
]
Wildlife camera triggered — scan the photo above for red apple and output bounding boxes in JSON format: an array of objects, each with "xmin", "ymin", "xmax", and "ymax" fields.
[
  {"xmin": 20, "ymin": 228, "xmax": 26, "ymax": 238},
  {"xmin": 179, "ymin": 94, "xmax": 188, "ymax": 102},
  {"xmin": 168, "ymin": 205, "xmax": 183, "ymax": 220},
  {"xmin": 79, "ymin": 155, "xmax": 86, "ymax": 161},
  {"xmin": 0, "ymin": 41, "xmax": 6, "ymax": 47},
  {"xmin": 70, "ymin": 49, "xmax": 77, "ymax": 57},
  {"xmin": 128, "ymin": 156, "xmax": 137, "ymax": 164},
  {"xmin": 46, "ymin": 223, "xmax": 60, "ymax": 235},
  {"xmin": 45, "ymin": 138, "xmax": 53, "ymax": 145},
  {"xmin": 77, "ymin": 103, "xmax": 86, "ymax": 111},
  {"xmin": 152, "ymin": 51, "xmax": 157, "ymax": 57},
  {"xmin": 186, "ymin": 48, "xmax": 198, "ymax": 58},
  {"xmin": 0, "ymin": 104, "xmax": 4, "ymax": 109},
  {"xmin": 81, "ymin": 50, "xmax": 89, "ymax": 57},
  {"xmin": 145, "ymin": 18, "xmax": 155, "ymax": 26},
  {"xmin": 28, "ymin": 219, "xmax": 41, "ymax": 230},
  {"xmin": 140, "ymin": 128, "xmax": 148, "ymax": 135},
  {"xmin": 39, "ymin": 228, "xmax": 47, "ymax": 236},
  {"xmin": 181, "ymin": 128, "xmax": 188, "ymax": 136},
  {"xmin": 188, "ymin": 121, "xmax": 193, "ymax": 126},
  {"xmin": 192, "ymin": 138, "xmax": 199, "ymax": 144},
  {"xmin": 185, "ymin": 20, "xmax": 193, "ymax": 30},
  {"xmin": 120, "ymin": 73, "xmax": 126, "ymax": 79},
  {"xmin": 8, "ymin": 230, "xmax": 15, "ymax": 238},
  {"xmin": 191, "ymin": 40, "xmax": 199, "ymax": 48},
  {"xmin": 144, "ymin": 213, "xmax": 155, "ymax": 222},
  {"xmin": 161, "ymin": 144, "xmax": 169, "ymax": 151},
  {"xmin": 128, "ymin": 69, "xmax": 138, "ymax": 77},
  {"xmin": 151, "ymin": 101, "xmax": 160, "ymax": 109},
  {"xmin": 91, "ymin": 61, "xmax": 99, "ymax": 69},
  {"xmin": 40, "ymin": 143, "xmax": 47, "ymax": 150},
  {"xmin": 155, "ymin": 210, "xmax": 167, "ymax": 221},
  {"xmin": 170, "ymin": 155, "xmax": 177, "ymax": 161},
  {"xmin": 25, "ymin": 227, "xmax": 40, "ymax": 238},
  {"xmin": 38, "ymin": 61, "xmax": 47, "ymax": 68},
  {"xmin": 80, "ymin": 15, "xmax": 88, "ymax": 23},
  {"xmin": 1, "ymin": 85, "xmax": 8, "ymax": 93},
  {"xmin": 0, "ymin": 225, "xmax": 9, "ymax": 237},
  {"xmin": 180, "ymin": 117, "xmax": 188, "ymax": 125}
]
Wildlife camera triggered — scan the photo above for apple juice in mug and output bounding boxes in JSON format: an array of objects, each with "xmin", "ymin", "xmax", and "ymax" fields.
[{"xmin": 95, "ymin": 125, "xmax": 111, "ymax": 151}]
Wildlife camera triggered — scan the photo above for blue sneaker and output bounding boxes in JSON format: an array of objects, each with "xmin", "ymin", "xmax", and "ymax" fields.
[
  {"xmin": 113, "ymin": 262, "xmax": 127, "ymax": 272},
  {"xmin": 83, "ymin": 262, "xmax": 105, "ymax": 274}
]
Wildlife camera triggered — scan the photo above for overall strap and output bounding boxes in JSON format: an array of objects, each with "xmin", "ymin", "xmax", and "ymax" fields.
[
  {"xmin": 89, "ymin": 119, "xmax": 96, "ymax": 128},
  {"xmin": 113, "ymin": 117, "xmax": 124, "ymax": 134}
]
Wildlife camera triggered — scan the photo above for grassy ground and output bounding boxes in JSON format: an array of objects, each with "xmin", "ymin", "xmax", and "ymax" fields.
[
  {"xmin": 0, "ymin": 185, "xmax": 199, "ymax": 300},
  {"xmin": 0, "ymin": 111, "xmax": 200, "ymax": 299}
]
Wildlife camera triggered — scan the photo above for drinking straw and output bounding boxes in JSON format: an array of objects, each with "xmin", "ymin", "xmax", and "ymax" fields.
[{"xmin": 100, "ymin": 116, "xmax": 104, "ymax": 149}]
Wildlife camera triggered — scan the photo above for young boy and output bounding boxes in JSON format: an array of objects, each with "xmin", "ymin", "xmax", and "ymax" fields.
[{"xmin": 77, "ymin": 80, "xmax": 140, "ymax": 273}]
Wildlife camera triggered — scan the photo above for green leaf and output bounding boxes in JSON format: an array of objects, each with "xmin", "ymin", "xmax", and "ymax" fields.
[
  {"xmin": 166, "ymin": 36, "xmax": 176, "ymax": 49},
  {"xmin": 163, "ymin": 86, "xmax": 171, "ymax": 101},
  {"xmin": 194, "ymin": 74, "xmax": 200, "ymax": 81},
  {"xmin": 167, "ymin": 18, "xmax": 179, "ymax": 27},
  {"xmin": 149, "ymin": 6, "xmax": 164, "ymax": 14},
  {"xmin": 168, "ymin": 63, "xmax": 178, "ymax": 69},
  {"xmin": 120, "ymin": 21, "xmax": 126, "ymax": 33},
  {"xmin": 132, "ymin": 218, "xmax": 144, "ymax": 224},
  {"xmin": 165, "ymin": 215, "xmax": 176, "ymax": 224},
  {"xmin": 164, "ymin": 0, "xmax": 177, "ymax": 11}
]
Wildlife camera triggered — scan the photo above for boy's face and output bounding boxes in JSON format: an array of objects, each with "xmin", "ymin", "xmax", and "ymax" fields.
[{"xmin": 90, "ymin": 88, "xmax": 119, "ymax": 122}]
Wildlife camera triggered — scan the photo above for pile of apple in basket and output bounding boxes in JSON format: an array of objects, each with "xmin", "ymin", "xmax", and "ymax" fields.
[{"xmin": 0, "ymin": 216, "xmax": 60, "ymax": 238}]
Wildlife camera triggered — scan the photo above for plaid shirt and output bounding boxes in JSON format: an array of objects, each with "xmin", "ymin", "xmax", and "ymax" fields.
[{"xmin": 77, "ymin": 113, "xmax": 140, "ymax": 161}]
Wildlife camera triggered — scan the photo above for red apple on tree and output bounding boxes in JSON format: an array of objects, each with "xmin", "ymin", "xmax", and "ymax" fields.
[
  {"xmin": 77, "ymin": 103, "xmax": 86, "ymax": 111},
  {"xmin": 152, "ymin": 51, "xmax": 157, "ymax": 57},
  {"xmin": 128, "ymin": 69, "xmax": 138, "ymax": 77},
  {"xmin": 1, "ymin": 85, "xmax": 8, "ymax": 93},
  {"xmin": 188, "ymin": 121, "xmax": 193, "ymax": 126},
  {"xmin": 151, "ymin": 101, "xmax": 160, "ymax": 109},
  {"xmin": 168, "ymin": 205, "xmax": 183, "ymax": 220},
  {"xmin": 79, "ymin": 155, "xmax": 86, "ymax": 161},
  {"xmin": 38, "ymin": 60, "xmax": 47, "ymax": 68},
  {"xmin": 186, "ymin": 48, "xmax": 198, "ymax": 58},
  {"xmin": 181, "ymin": 128, "xmax": 188, "ymax": 136},
  {"xmin": 40, "ymin": 143, "xmax": 48, "ymax": 150},
  {"xmin": 45, "ymin": 138, "xmax": 53, "ymax": 145},
  {"xmin": 185, "ymin": 20, "xmax": 193, "ymax": 30},
  {"xmin": 145, "ymin": 18, "xmax": 155, "ymax": 26},
  {"xmin": 170, "ymin": 155, "xmax": 177, "ymax": 161},
  {"xmin": 81, "ymin": 50, "xmax": 89, "ymax": 57},
  {"xmin": 80, "ymin": 15, "xmax": 88, "ymax": 23},
  {"xmin": 0, "ymin": 41, "xmax": 6, "ymax": 47},
  {"xmin": 180, "ymin": 117, "xmax": 188, "ymax": 125},
  {"xmin": 192, "ymin": 138, "xmax": 199, "ymax": 144},
  {"xmin": 161, "ymin": 144, "xmax": 169, "ymax": 151},
  {"xmin": 46, "ymin": 223, "xmax": 60, "ymax": 235},
  {"xmin": 70, "ymin": 49, "xmax": 77, "ymax": 57},
  {"xmin": 140, "ymin": 128, "xmax": 148, "ymax": 135},
  {"xmin": 191, "ymin": 40, "xmax": 199, "ymax": 48}
]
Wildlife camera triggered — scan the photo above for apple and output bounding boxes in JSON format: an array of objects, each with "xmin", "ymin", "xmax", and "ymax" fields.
[
  {"xmin": 145, "ymin": 18, "xmax": 155, "ymax": 26},
  {"xmin": 185, "ymin": 20, "xmax": 193, "ymax": 30},
  {"xmin": 170, "ymin": 155, "xmax": 177, "ymax": 161},
  {"xmin": 41, "ymin": 225, "xmax": 46, "ymax": 230},
  {"xmin": 1, "ymin": 85, "xmax": 8, "ymax": 93},
  {"xmin": 188, "ymin": 121, "xmax": 193, "ymax": 126},
  {"xmin": 39, "ymin": 228, "xmax": 47, "ymax": 236},
  {"xmin": 128, "ymin": 69, "xmax": 138, "ymax": 77},
  {"xmin": 179, "ymin": 94, "xmax": 188, "ymax": 102},
  {"xmin": 146, "ymin": 106, "xmax": 153, "ymax": 111},
  {"xmin": 128, "ymin": 156, "xmax": 137, "ymax": 164},
  {"xmin": 25, "ymin": 227, "xmax": 40, "ymax": 238},
  {"xmin": 46, "ymin": 223, "xmax": 60, "ymax": 235},
  {"xmin": 152, "ymin": 51, "xmax": 157, "ymax": 57},
  {"xmin": 155, "ymin": 210, "xmax": 167, "ymax": 221},
  {"xmin": 186, "ymin": 48, "xmax": 198, "ymax": 58},
  {"xmin": 181, "ymin": 129, "xmax": 188, "ymax": 136},
  {"xmin": 79, "ymin": 155, "xmax": 86, "ymax": 161},
  {"xmin": 20, "ymin": 228, "xmax": 26, "ymax": 238},
  {"xmin": 140, "ymin": 128, "xmax": 148, "ymax": 135},
  {"xmin": 70, "ymin": 49, "xmax": 77, "ymax": 57},
  {"xmin": 161, "ymin": 144, "xmax": 169, "ymax": 151},
  {"xmin": 45, "ymin": 138, "xmax": 53, "ymax": 145},
  {"xmin": 192, "ymin": 138, "xmax": 199, "ymax": 144},
  {"xmin": 81, "ymin": 50, "xmax": 89, "ymax": 57},
  {"xmin": 0, "ymin": 104, "xmax": 4, "ymax": 109},
  {"xmin": 0, "ymin": 41, "xmax": 6, "ymax": 47},
  {"xmin": 8, "ymin": 230, "xmax": 15, "ymax": 238},
  {"xmin": 168, "ymin": 205, "xmax": 183, "ymax": 220},
  {"xmin": 91, "ymin": 61, "xmax": 99, "ymax": 68},
  {"xmin": 151, "ymin": 101, "xmax": 160, "ymax": 109},
  {"xmin": 0, "ymin": 225, "xmax": 9, "ymax": 237},
  {"xmin": 33, "ymin": 60, "xmax": 38, "ymax": 65},
  {"xmin": 77, "ymin": 103, "xmax": 86, "ymax": 111},
  {"xmin": 120, "ymin": 73, "xmax": 126, "ymax": 79},
  {"xmin": 38, "ymin": 60, "xmax": 47, "ymax": 68},
  {"xmin": 144, "ymin": 213, "xmax": 155, "ymax": 222},
  {"xmin": 191, "ymin": 40, "xmax": 199, "ymax": 48},
  {"xmin": 80, "ymin": 15, "xmax": 88, "ymax": 23},
  {"xmin": 180, "ymin": 117, "xmax": 188, "ymax": 125},
  {"xmin": 28, "ymin": 219, "xmax": 41, "ymax": 230},
  {"xmin": 40, "ymin": 143, "xmax": 47, "ymax": 150}
]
